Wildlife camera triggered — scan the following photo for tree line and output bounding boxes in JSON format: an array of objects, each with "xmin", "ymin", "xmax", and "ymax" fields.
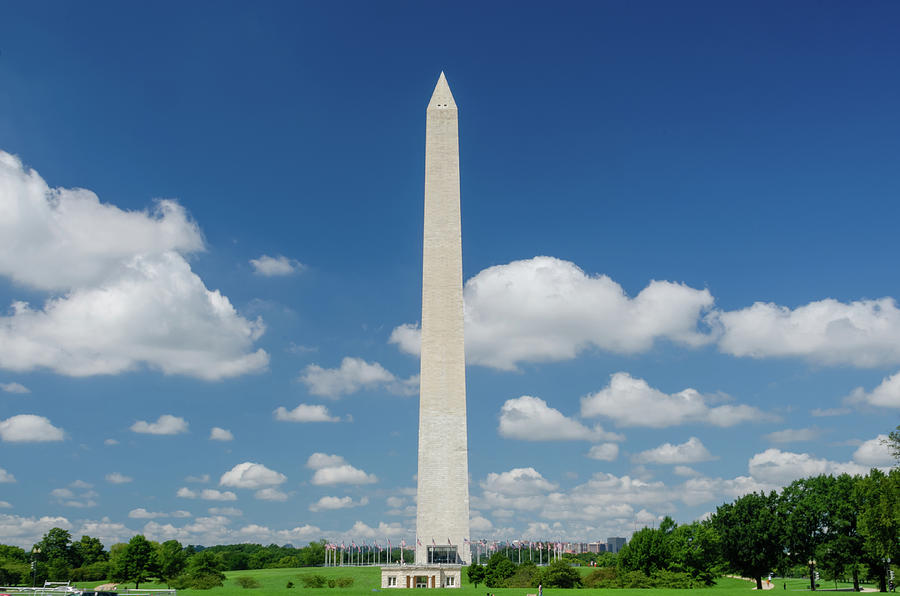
[
  {"xmin": 0, "ymin": 531, "xmax": 332, "ymax": 589},
  {"xmin": 468, "ymin": 467, "xmax": 898, "ymax": 592},
  {"xmin": 1, "ymin": 456, "xmax": 897, "ymax": 590}
]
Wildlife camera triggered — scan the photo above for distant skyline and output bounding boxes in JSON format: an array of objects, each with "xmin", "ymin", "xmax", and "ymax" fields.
[{"xmin": 1, "ymin": 1, "xmax": 899, "ymax": 549}]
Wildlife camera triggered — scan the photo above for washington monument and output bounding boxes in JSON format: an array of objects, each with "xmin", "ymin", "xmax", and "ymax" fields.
[{"xmin": 415, "ymin": 72, "xmax": 471, "ymax": 566}]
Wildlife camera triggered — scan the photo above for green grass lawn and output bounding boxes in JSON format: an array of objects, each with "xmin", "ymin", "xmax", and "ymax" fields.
[{"xmin": 72, "ymin": 567, "xmax": 879, "ymax": 596}]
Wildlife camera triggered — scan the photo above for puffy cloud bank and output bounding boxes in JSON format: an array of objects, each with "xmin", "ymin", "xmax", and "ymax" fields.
[
  {"xmin": 306, "ymin": 453, "xmax": 377, "ymax": 486},
  {"xmin": 715, "ymin": 298, "xmax": 900, "ymax": 367},
  {"xmin": 498, "ymin": 395, "xmax": 623, "ymax": 442},
  {"xmin": 581, "ymin": 372, "xmax": 771, "ymax": 428},
  {"xmin": 392, "ymin": 257, "xmax": 715, "ymax": 370},
  {"xmin": 391, "ymin": 257, "xmax": 900, "ymax": 373},
  {"xmin": 301, "ymin": 357, "xmax": 418, "ymax": 398},
  {"xmin": 0, "ymin": 150, "xmax": 267, "ymax": 380},
  {"xmin": 219, "ymin": 462, "xmax": 286, "ymax": 489}
]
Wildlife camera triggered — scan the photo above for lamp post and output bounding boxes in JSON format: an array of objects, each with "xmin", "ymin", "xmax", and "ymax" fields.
[
  {"xmin": 31, "ymin": 547, "xmax": 41, "ymax": 587},
  {"xmin": 808, "ymin": 559, "xmax": 816, "ymax": 592}
]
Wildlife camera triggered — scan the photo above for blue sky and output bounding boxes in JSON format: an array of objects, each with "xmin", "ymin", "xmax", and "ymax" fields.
[{"xmin": 1, "ymin": 1, "xmax": 899, "ymax": 549}]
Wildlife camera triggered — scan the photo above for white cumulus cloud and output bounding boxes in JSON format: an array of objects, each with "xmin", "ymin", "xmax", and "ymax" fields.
[
  {"xmin": 309, "ymin": 496, "xmax": 369, "ymax": 512},
  {"xmin": 586, "ymin": 443, "xmax": 619, "ymax": 461},
  {"xmin": 176, "ymin": 487, "xmax": 237, "ymax": 501},
  {"xmin": 715, "ymin": 297, "xmax": 900, "ymax": 367},
  {"xmin": 748, "ymin": 449, "xmax": 869, "ymax": 485},
  {"xmin": 301, "ymin": 357, "xmax": 417, "ymax": 398},
  {"xmin": 306, "ymin": 453, "xmax": 376, "ymax": 486},
  {"xmin": 210, "ymin": 427, "xmax": 234, "ymax": 441},
  {"xmin": 0, "ymin": 414, "xmax": 64, "ymax": 442},
  {"xmin": 0, "ymin": 150, "xmax": 267, "ymax": 380},
  {"xmin": 250, "ymin": 255, "xmax": 303, "ymax": 276},
  {"xmin": 255, "ymin": 488, "xmax": 289, "ymax": 502},
  {"xmin": 845, "ymin": 372, "xmax": 900, "ymax": 409},
  {"xmin": 274, "ymin": 403, "xmax": 339, "ymax": 422},
  {"xmin": 0, "ymin": 514, "xmax": 72, "ymax": 548},
  {"xmin": 498, "ymin": 395, "xmax": 623, "ymax": 442},
  {"xmin": 481, "ymin": 468, "xmax": 558, "ymax": 497},
  {"xmin": 0, "ymin": 468, "xmax": 15, "ymax": 482},
  {"xmin": 1, "ymin": 382, "xmax": 29, "ymax": 394},
  {"xmin": 128, "ymin": 508, "xmax": 190, "ymax": 519},
  {"xmin": 632, "ymin": 437, "xmax": 715, "ymax": 464},
  {"xmin": 105, "ymin": 473, "xmax": 133, "ymax": 484},
  {"xmin": 131, "ymin": 414, "xmax": 188, "ymax": 435},
  {"xmin": 853, "ymin": 435, "xmax": 894, "ymax": 466},
  {"xmin": 764, "ymin": 427, "xmax": 819, "ymax": 443},
  {"xmin": 391, "ymin": 257, "xmax": 715, "ymax": 370},
  {"xmin": 220, "ymin": 462, "xmax": 286, "ymax": 489},
  {"xmin": 581, "ymin": 372, "xmax": 773, "ymax": 428}
]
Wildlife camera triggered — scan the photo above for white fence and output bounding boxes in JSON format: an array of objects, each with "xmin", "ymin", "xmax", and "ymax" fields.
[{"xmin": 0, "ymin": 588, "xmax": 175, "ymax": 596}]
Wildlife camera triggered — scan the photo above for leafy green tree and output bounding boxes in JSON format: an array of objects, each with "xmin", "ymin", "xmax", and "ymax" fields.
[
  {"xmin": 712, "ymin": 491, "xmax": 782, "ymax": 590},
  {"xmin": 856, "ymin": 468, "xmax": 900, "ymax": 592},
  {"xmin": 34, "ymin": 527, "xmax": 74, "ymax": 566},
  {"xmin": 485, "ymin": 551, "xmax": 516, "ymax": 587},
  {"xmin": 618, "ymin": 517, "xmax": 675, "ymax": 576},
  {"xmin": 885, "ymin": 426, "xmax": 900, "ymax": 464},
  {"xmin": 467, "ymin": 564, "xmax": 485, "ymax": 587},
  {"xmin": 540, "ymin": 559, "xmax": 582, "ymax": 588},
  {"xmin": 668, "ymin": 520, "xmax": 719, "ymax": 584},
  {"xmin": 300, "ymin": 541, "xmax": 325, "ymax": 567},
  {"xmin": 114, "ymin": 534, "xmax": 157, "ymax": 588},
  {"xmin": 0, "ymin": 545, "xmax": 31, "ymax": 586},
  {"xmin": 156, "ymin": 540, "xmax": 188, "ymax": 586},
  {"xmin": 71, "ymin": 535, "xmax": 106, "ymax": 567},
  {"xmin": 817, "ymin": 474, "xmax": 865, "ymax": 591},
  {"xmin": 780, "ymin": 476, "xmax": 831, "ymax": 591},
  {"xmin": 173, "ymin": 550, "xmax": 226, "ymax": 590}
]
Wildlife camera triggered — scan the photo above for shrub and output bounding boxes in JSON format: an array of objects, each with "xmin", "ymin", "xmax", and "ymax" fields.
[
  {"xmin": 286, "ymin": 581, "xmax": 294, "ymax": 588},
  {"xmin": 507, "ymin": 562, "xmax": 541, "ymax": 588},
  {"xmin": 236, "ymin": 576, "xmax": 261, "ymax": 588},
  {"xmin": 327, "ymin": 579, "xmax": 336, "ymax": 588},
  {"xmin": 301, "ymin": 574, "xmax": 328, "ymax": 588},
  {"xmin": 334, "ymin": 577, "xmax": 354, "ymax": 588},
  {"xmin": 172, "ymin": 572, "xmax": 226, "ymax": 590},
  {"xmin": 540, "ymin": 560, "xmax": 582, "ymax": 588},
  {"xmin": 583, "ymin": 567, "xmax": 618, "ymax": 588}
]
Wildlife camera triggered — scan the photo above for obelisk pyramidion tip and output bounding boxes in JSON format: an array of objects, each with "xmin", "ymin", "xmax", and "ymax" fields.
[{"xmin": 428, "ymin": 71, "xmax": 456, "ymax": 110}]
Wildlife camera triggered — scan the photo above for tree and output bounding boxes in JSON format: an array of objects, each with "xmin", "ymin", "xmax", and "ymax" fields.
[
  {"xmin": 34, "ymin": 527, "xmax": 74, "ymax": 580},
  {"xmin": 817, "ymin": 474, "xmax": 865, "ymax": 591},
  {"xmin": 780, "ymin": 476, "xmax": 830, "ymax": 591},
  {"xmin": 618, "ymin": 519, "xmax": 674, "ymax": 577},
  {"xmin": 173, "ymin": 550, "xmax": 226, "ymax": 590},
  {"xmin": 156, "ymin": 540, "xmax": 187, "ymax": 587},
  {"xmin": 856, "ymin": 468, "xmax": 900, "ymax": 592},
  {"xmin": 668, "ymin": 520, "xmax": 719, "ymax": 585},
  {"xmin": 541, "ymin": 560, "xmax": 582, "ymax": 588},
  {"xmin": 71, "ymin": 535, "xmax": 106, "ymax": 568},
  {"xmin": 300, "ymin": 541, "xmax": 325, "ymax": 567},
  {"xmin": 713, "ymin": 491, "xmax": 782, "ymax": 590},
  {"xmin": 467, "ymin": 564, "xmax": 485, "ymax": 587},
  {"xmin": 34, "ymin": 527, "xmax": 73, "ymax": 565},
  {"xmin": 885, "ymin": 426, "xmax": 900, "ymax": 465},
  {"xmin": 485, "ymin": 551, "xmax": 516, "ymax": 587},
  {"xmin": 114, "ymin": 534, "xmax": 157, "ymax": 588}
]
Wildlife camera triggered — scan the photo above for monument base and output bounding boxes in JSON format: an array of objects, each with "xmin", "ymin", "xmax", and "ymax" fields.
[{"xmin": 380, "ymin": 564, "xmax": 462, "ymax": 589}]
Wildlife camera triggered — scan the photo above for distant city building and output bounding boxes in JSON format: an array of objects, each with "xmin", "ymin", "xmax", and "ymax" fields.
[
  {"xmin": 587, "ymin": 541, "xmax": 606, "ymax": 553},
  {"xmin": 606, "ymin": 537, "xmax": 626, "ymax": 554}
]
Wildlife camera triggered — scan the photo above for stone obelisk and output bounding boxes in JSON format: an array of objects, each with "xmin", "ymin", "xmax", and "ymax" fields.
[{"xmin": 415, "ymin": 72, "xmax": 470, "ymax": 566}]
